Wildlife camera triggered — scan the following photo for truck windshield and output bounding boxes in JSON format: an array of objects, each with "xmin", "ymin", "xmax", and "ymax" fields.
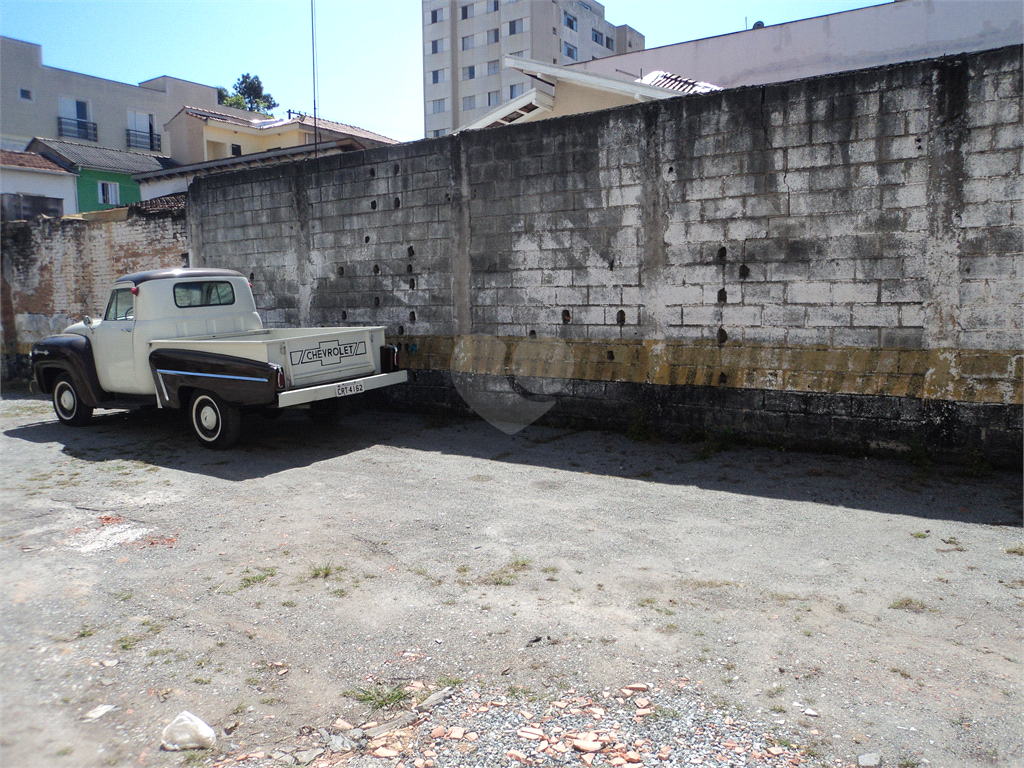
[
  {"xmin": 104, "ymin": 288, "xmax": 134, "ymax": 321},
  {"xmin": 174, "ymin": 281, "xmax": 235, "ymax": 308}
]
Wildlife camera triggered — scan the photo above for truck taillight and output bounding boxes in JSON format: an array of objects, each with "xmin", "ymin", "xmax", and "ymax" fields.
[
  {"xmin": 380, "ymin": 345, "xmax": 399, "ymax": 373},
  {"xmin": 276, "ymin": 367, "xmax": 285, "ymax": 389}
]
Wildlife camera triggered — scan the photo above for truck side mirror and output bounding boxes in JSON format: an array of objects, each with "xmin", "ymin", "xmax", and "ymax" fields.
[{"xmin": 83, "ymin": 316, "xmax": 92, "ymax": 326}]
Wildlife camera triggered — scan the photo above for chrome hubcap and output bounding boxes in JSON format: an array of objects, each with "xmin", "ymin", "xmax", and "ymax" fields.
[
  {"xmin": 199, "ymin": 404, "xmax": 218, "ymax": 430},
  {"xmin": 59, "ymin": 389, "xmax": 75, "ymax": 411}
]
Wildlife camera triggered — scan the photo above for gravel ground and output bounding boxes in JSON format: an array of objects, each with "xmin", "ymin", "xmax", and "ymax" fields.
[{"xmin": 1, "ymin": 392, "xmax": 1021, "ymax": 768}]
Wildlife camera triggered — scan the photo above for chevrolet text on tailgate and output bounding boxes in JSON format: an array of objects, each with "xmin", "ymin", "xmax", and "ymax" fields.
[{"xmin": 30, "ymin": 268, "xmax": 407, "ymax": 448}]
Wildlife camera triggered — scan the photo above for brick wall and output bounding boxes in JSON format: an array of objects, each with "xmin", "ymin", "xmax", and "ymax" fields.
[
  {"xmin": 1, "ymin": 209, "xmax": 187, "ymax": 378},
  {"xmin": 188, "ymin": 46, "xmax": 1021, "ymax": 463}
]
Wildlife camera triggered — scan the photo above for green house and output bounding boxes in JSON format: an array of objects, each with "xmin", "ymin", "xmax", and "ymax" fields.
[{"xmin": 25, "ymin": 137, "xmax": 177, "ymax": 213}]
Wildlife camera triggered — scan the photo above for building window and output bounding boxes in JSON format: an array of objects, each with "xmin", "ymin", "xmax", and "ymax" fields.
[
  {"xmin": 511, "ymin": 50, "xmax": 524, "ymax": 57},
  {"xmin": 429, "ymin": 7, "xmax": 444, "ymax": 23},
  {"xmin": 564, "ymin": 42, "xmax": 578, "ymax": 60},
  {"xmin": 58, "ymin": 97, "xmax": 96, "ymax": 141},
  {"xmin": 605, "ymin": 37, "xmax": 614, "ymax": 51},
  {"xmin": 509, "ymin": 83, "xmax": 524, "ymax": 99},
  {"xmin": 462, "ymin": 95, "xmax": 476, "ymax": 111},
  {"xmin": 488, "ymin": 90, "xmax": 500, "ymax": 106},
  {"xmin": 231, "ymin": 144, "xmax": 242, "ymax": 157},
  {"xmin": 508, "ymin": 19, "xmax": 523, "ymax": 35},
  {"xmin": 430, "ymin": 38, "xmax": 446, "ymax": 54},
  {"xmin": 127, "ymin": 109, "xmax": 160, "ymax": 151},
  {"xmin": 462, "ymin": 65, "xmax": 476, "ymax": 80},
  {"xmin": 431, "ymin": 68, "xmax": 447, "ymax": 84},
  {"xmin": 487, "ymin": 28, "xmax": 499, "ymax": 43},
  {"xmin": 564, "ymin": 12, "xmax": 577, "ymax": 31},
  {"xmin": 430, "ymin": 98, "xmax": 447, "ymax": 114},
  {"xmin": 431, "ymin": 129, "xmax": 448, "ymax": 138},
  {"xmin": 19, "ymin": 88, "xmax": 32, "ymax": 101},
  {"xmin": 579, "ymin": 1, "xmax": 591, "ymax": 9},
  {"xmin": 591, "ymin": 29, "xmax": 603, "ymax": 45},
  {"xmin": 97, "ymin": 181, "xmax": 119, "ymax": 206},
  {"xmin": 487, "ymin": 59, "xmax": 500, "ymax": 75},
  {"xmin": 462, "ymin": 35, "xmax": 475, "ymax": 50},
  {"xmin": 486, "ymin": 0, "xmax": 499, "ymax": 12},
  {"xmin": 461, "ymin": 3, "xmax": 474, "ymax": 19}
]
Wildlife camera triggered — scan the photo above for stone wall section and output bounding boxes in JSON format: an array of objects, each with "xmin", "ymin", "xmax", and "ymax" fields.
[
  {"xmin": 186, "ymin": 47, "xmax": 1021, "ymax": 460},
  {"xmin": 1, "ymin": 211, "xmax": 186, "ymax": 377}
]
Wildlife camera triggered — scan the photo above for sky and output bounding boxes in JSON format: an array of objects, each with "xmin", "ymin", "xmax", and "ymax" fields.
[{"xmin": 1, "ymin": 0, "xmax": 888, "ymax": 143}]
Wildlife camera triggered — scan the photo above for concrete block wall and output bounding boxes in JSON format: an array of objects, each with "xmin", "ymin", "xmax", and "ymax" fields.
[
  {"xmin": 188, "ymin": 46, "xmax": 1022, "ymax": 463},
  {"xmin": 1, "ymin": 210, "xmax": 187, "ymax": 378}
]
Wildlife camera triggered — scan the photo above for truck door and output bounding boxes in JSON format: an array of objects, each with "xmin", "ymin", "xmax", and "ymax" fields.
[{"xmin": 93, "ymin": 286, "xmax": 136, "ymax": 393}]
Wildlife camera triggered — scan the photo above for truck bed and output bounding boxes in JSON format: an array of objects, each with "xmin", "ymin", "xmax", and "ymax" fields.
[{"xmin": 149, "ymin": 326, "xmax": 387, "ymax": 390}]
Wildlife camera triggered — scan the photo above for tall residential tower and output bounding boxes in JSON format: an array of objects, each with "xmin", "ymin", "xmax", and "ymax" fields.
[{"xmin": 422, "ymin": 0, "xmax": 643, "ymax": 137}]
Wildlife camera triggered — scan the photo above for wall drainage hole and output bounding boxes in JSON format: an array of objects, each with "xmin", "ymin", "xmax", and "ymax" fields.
[
  {"xmin": 406, "ymin": 264, "xmax": 413, "ymax": 273},
  {"xmin": 668, "ymin": 166, "xmax": 674, "ymax": 174},
  {"xmin": 718, "ymin": 372, "xmax": 728, "ymax": 385},
  {"xmin": 370, "ymin": 200, "xmax": 377, "ymax": 210},
  {"xmin": 341, "ymin": 311, "xmax": 348, "ymax": 320},
  {"xmin": 398, "ymin": 326, "xmax": 405, "ymax": 335},
  {"xmin": 369, "ymin": 168, "xmax": 376, "ymax": 178},
  {"xmin": 409, "ymin": 278, "xmax": 415, "ymax": 289},
  {"xmin": 717, "ymin": 246, "xmax": 727, "ymax": 261},
  {"xmin": 373, "ymin": 265, "xmax": 380, "ymax": 274},
  {"xmin": 393, "ymin": 164, "xmax": 400, "ymax": 175},
  {"xmin": 407, "ymin": 246, "xmax": 415, "ymax": 257},
  {"xmin": 374, "ymin": 297, "xmax": 381, "ymax": 307},
  {"xmin": 616, "ymin": 309, "xmax": 626, "ymax": 325},
  {"xmin": 364, "ymin": 235, "xmax": 370, "ymax": 243},
  {"xmin": 337, "ymin": 265, "xmax": 345, "ymax": 276},
  {"xmin": 409, "ymin": 311, "xmax": 416, "ymax": 322},
  {"xmin": 528, "ymin": 330, "xmax": 537, "ymax": 339},
  {"xmin": 394, "ymin": 198, "xmax": 401, "ymax": 208},
  {"xmin": 717, "ymin": 288, "xmax": 728, "ymax": 303},
  {"xmin": 561, "ymin": 309, "xmax": 571, "ymax": 324},
  {"xmin": 717, "ymin": 327, "xmax": 728, "ymax": 344},
  {"xmin": 739, "ymin": 264, "xmax": 750, "ymax": 279},
  {"xmin": 606, "ymin": 350, "xmax": 615, "ymax": 361}
]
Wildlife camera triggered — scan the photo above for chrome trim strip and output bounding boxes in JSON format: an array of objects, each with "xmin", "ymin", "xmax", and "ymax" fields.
[
  {"xmin": 156, "ymin": 368, "xmax": 268, "ymax": 383},
  {"xmin": 156, "ymin": 371, "xmax": 169, "ymax": 408}
]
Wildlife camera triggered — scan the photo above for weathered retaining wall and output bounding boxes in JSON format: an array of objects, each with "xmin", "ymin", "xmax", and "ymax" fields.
[
  {"xmin": 189, "ymin": 46, "xmax": 1022, "ymax": 463},
  {"xmin": 1, "ymin": 210, "xmax": 187, "ymax": 379}
]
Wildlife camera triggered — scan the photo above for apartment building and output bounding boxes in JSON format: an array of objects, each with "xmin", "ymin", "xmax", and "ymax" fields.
[
  {"xmin": 0, "ymin": 36, "xmax": 251, "ymax": 158},
  {"xmin": 422, "ymin": 0, "xmax": 643, "ymax": 136}
]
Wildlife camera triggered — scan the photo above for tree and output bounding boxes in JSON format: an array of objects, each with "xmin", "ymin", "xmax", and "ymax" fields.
[{"xmin": 233, "ymin": 74, "xmax": 278, "ymax": 114}]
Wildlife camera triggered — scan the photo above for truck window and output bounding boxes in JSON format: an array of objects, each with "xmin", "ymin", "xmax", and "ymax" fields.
[
  {"xmin": 173, "ymin": 281, "xmax": 235, "ymax": 308},
  {"xmin": 103, "ymin": 288, "xmax": 135, "ymax": 321}
]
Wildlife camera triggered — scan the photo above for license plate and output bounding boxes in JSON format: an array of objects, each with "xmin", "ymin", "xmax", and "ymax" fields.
[{"xmin": 335, "ymin": 382, "xmax": 364, "ymax": 397}]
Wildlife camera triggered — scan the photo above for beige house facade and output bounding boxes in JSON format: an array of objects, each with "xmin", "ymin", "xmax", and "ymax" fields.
[
  {"xmin": 163, "ymin": 107, "xmax": 398, "ymax": 166},
  {"xmin": 0, "ymin": 36, "xmax": 252, "ymax": 158},
  {"xmin": 568, "ymin": 0, "xmax": 1023, "ymax": 89},
  {"xmin": 421, "ymin": 0, "xmax": 643, "ymax": 137}
]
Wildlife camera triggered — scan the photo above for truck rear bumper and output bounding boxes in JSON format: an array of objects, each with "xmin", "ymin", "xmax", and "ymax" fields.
[{"xmin": 278, "ymin": 370, "xmax": 408, "ymax": 408}]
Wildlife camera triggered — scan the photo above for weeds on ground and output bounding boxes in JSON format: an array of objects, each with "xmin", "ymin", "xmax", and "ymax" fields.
[
  {"xmin": 239, "ymin": 567, "xmax": 276, "ymax": 588},
  {"xmin": 1006, "ymin": 544, "xmax": 1024, "ymax": 556},
  {"xmin": 890, "ymin": 597, "xmax": 928, "ymax": 613},
  {"xmin": 437, "ymin": 674, "xmax": 464, "ymax": 688},
  {"xmin": 343, "ymin": 683, "xmax": 410, "ymax": 712},
  {"xmin": 937, "ymin": 537, "xmax": 966, "ymax": 552},
  {"xmin": 765, "ymin": 685, "xmax": 785, "ymax": 699},
  {"xmin": 76, "ymin": 623, "xmax": 95, "ymax": 639},
  {"xmin": 481, "ymin": 557, "xmax": 531, "ymax": 586},
  {"xmin": 309, "ymin": 561, "xmax": 336, "ymax": 579},
  {"xmin": 891, "ymin": 666, "xmax": 912, "ymax": 679}
]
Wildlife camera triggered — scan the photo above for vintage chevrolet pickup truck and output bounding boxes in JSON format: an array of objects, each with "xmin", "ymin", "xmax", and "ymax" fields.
[{"xmin": 31, "ymin": 268, "xmax": 406, "ymax": 448}]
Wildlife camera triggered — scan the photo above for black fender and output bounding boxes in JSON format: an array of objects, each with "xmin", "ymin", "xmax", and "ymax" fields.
[
  {"xmin": 149, "ymin": 348, "xmax": 280, "ymax": 410},
  {"xmin": 31, "ymin": 334, "xmax": 111, "ymax": 407}
]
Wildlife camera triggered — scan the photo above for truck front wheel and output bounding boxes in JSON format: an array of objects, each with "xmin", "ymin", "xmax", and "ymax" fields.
[
  {"xmin": 53, "ymin": 374, "xmax": 93, "ymax": 426},
  {"xmin": 189, "ymin": 391, "xmax": 241, "ymax": 449}
]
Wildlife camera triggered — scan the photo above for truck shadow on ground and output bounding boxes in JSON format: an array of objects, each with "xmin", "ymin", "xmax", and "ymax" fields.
[{"xmin": 4, "ymin": 400, "xmax": 1021, "ymax": 525}]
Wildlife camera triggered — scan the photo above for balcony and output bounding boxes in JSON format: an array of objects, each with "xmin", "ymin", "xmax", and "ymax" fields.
[
  {"xmin": 57, "ymin": 117, "xmax": 97, "ymax": 142},
  {"xmin": 126, "ymin": 129, "xmax": 161, "ymax": 151}
]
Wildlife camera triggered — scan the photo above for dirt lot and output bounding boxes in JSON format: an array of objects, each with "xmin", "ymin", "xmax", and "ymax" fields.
[{"xmin": 1, "ymin": 393, "xmax": 1021, "ymax": 768}]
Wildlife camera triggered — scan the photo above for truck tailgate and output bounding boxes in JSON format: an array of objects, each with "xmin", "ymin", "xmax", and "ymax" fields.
[{"xmin": 281, "ymin": 328, "xmax": 376, "ymax": 388}]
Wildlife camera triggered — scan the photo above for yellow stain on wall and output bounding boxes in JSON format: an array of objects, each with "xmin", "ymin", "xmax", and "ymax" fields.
[{"xmin": 393, "ymin": 335, "xmax": 1023, "ymax": 406}]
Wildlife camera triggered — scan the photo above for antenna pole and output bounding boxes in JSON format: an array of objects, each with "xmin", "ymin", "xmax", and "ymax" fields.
[{"xmin": 311, "ymin": 0, "xmax": 320, "ymax": 158}]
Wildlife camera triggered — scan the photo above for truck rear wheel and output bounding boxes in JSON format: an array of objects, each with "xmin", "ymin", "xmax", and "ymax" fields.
[
  {"xmin": 52, "ymin": 374, "xmax": 93, "ymax": 426},
  {"xmin": 189, "ymin": 391, "xmax": 241, "ymax": 449}
]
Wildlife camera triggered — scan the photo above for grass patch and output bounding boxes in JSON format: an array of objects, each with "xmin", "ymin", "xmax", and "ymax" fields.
[
  {"xmin": 891, "ymin": 667, "xmax": 912, "ymax": 679},
  {"xmin": 343, "ymin": 683, "xmax": 410, "ymax": 712},
  {"xmin": 637, "ymin": 597, "xmax": 657, "ymax": 608},
  {"xmin": 769, "ymin": 704, "xmax": 786, "ymax": 713},
  {"xmin": 481, "ymin": 557, "xmax": 531, "ymax": 586},
  {"xmin": 890, "ymin": 597, "xmax": 928, "ymax": 613},
  {"xmin": 437, "ymin": 674, "xmax": 465, "ymax": 688},
  {"xmin": 193, "ymin": 677, "xmax": 211, "ymax": 685},
  {"xmin": 938, "ymin": 536, "xmax": 966, "ymax": 552},
  {"xmin": 118, "ymin": 635, "xmax": 144, "ymax": 650},
  {"xmin": 766, "ymin": 685, "xmax": 785, "ymax": 699},
  {"xmin": 309, "ymin": 561, "xmax": 336, "ymax": 579},
  {"xmin": 911, "ymin": 532, "xmax": 929, "ymax": 539},
  {"xmin": 1006, "ymin": 544, "xmax": 1024, "ymax": 556},
  {"xmin": 281, "ymin": 600, "xmax": 297, "ymax": 607},
  {"xmin": 75, "ymin": 623, "xmax": 95, "ymax": 639},
  {"xmin": 331, "ymin": 588, "xmax": 348, "ymax": 597},
  {"xmin": 239, "ymin": 567, "xmax": 277, "ymax": 589}
]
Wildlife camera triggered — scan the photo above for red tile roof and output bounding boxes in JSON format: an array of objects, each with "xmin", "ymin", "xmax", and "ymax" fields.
[{"xmin": 0, "ymin": 149, "xmax": 72, "ymax": 173}]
